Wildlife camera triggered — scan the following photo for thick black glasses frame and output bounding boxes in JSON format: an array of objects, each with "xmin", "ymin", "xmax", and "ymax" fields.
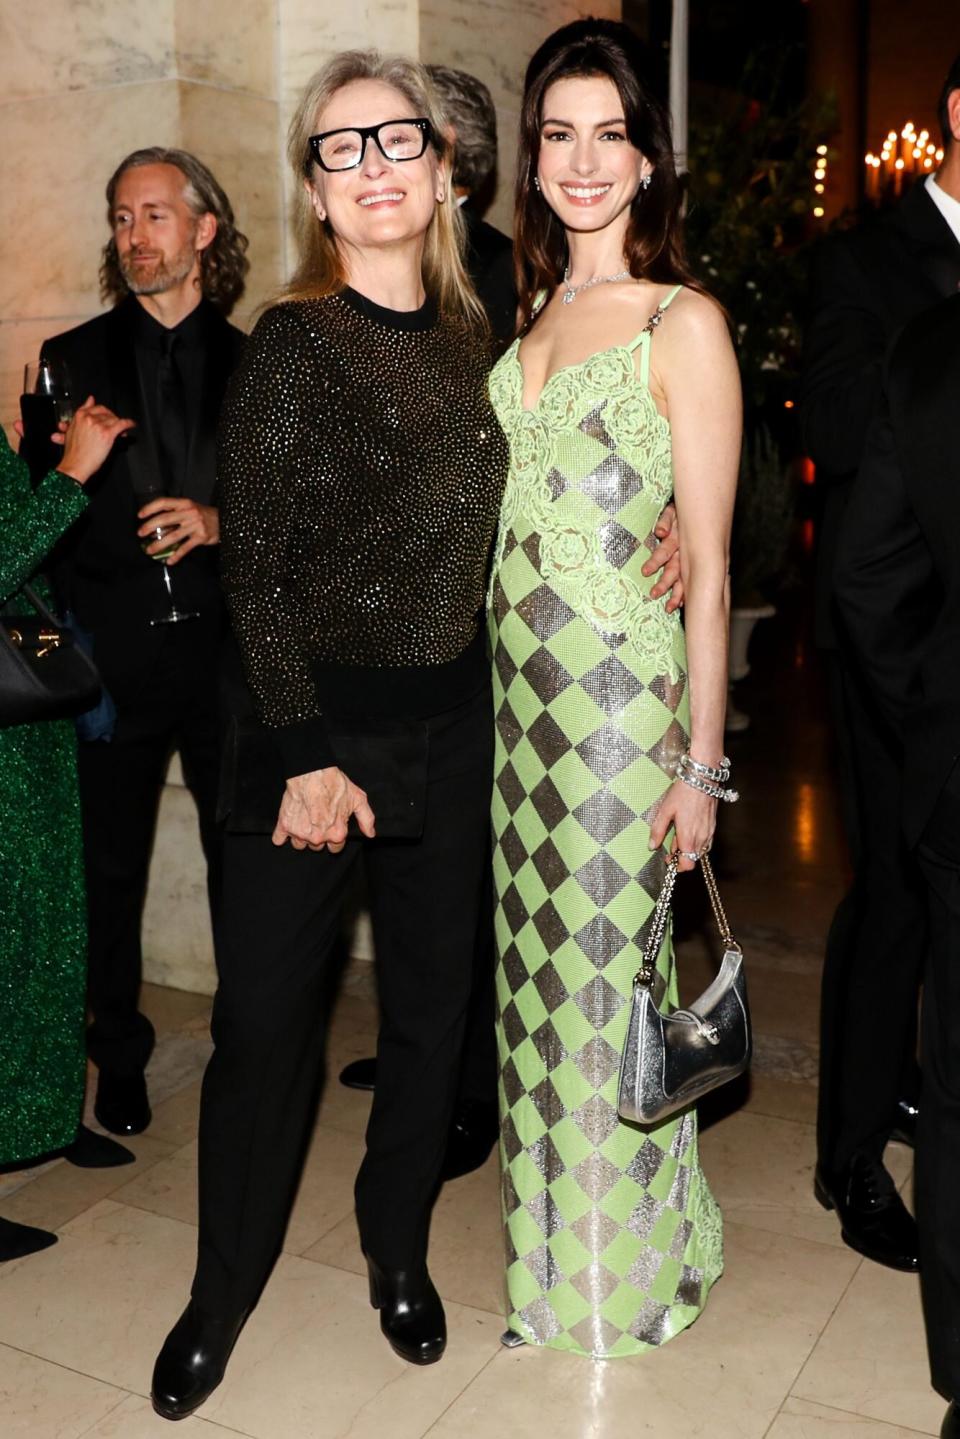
[{"xmin": 308, "ymin": 118, "xmax": 433, "ymax": 172}]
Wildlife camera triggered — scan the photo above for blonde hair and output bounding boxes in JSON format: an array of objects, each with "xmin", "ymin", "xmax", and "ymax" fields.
[{"xmin": 285, "ymin": 50, "xmax": 485, "ymax": 329}]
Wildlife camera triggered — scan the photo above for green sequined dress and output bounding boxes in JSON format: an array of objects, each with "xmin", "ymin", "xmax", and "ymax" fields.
[
  {"xmin": 0, "ymin": 431, "xmax": 88, "ymax": 1164},
  {"xmin": 487, "ymin": 286, "xmax": 723, "ymax": 1358}
]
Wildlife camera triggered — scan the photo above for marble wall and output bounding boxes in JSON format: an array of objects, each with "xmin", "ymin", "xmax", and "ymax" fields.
[{"xmin": 2, "ymin": 0, "xmax": 618, "ymax": 993}]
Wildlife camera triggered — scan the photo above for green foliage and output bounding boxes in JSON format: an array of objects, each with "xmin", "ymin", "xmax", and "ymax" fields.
[
  {"xmin": 684, "ymin": 52, "xmax": 835, "ymax": 415},
  {"xmin": 683, "ymin": 49, "xmax": 833, "ymax": 598}
]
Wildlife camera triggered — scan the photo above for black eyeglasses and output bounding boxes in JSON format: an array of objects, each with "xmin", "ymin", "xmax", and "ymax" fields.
[{"xmin": 308, "ymin": 118, "xmax": 433, "ymax": 173}]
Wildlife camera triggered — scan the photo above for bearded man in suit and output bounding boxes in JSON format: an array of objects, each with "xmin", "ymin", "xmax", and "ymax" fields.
[
  {"xmin": 800, "ymin": 56, "xmax": 960, "ymax": 1271},
  {"xmin": 42, "ymin": 149, "xmax": 248, "ymax": 1137}
]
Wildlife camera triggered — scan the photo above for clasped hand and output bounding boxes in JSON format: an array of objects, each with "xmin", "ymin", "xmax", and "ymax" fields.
[
  {"xmin": 137, "ymin": 497, "xmax": 219, "ymax": 563},
  {"xmin": 273, "ymin": 767, "xmax": 377, "ymax": 853}
]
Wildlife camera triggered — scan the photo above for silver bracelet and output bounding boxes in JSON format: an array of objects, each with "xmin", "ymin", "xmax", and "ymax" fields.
[
  {"xmin": 676, "ymin": 767, "xmax": 740, "ymax": 804},
  {"xmin": 679, "ymin": 752, "xmax": 732, "ymax": 784}
]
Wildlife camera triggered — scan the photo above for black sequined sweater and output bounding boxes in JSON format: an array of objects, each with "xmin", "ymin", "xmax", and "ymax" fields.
[{"xmin": 218, "ymin": 288, "xmax": 508, "ymax": 777}]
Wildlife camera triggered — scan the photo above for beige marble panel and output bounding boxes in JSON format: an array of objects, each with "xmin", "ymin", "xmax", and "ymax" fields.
[
  {"xmin": 279, "ymin": 0, "xmax": 419, "ymax": 112},
  {"xmin": 0, "ymin": 1134, "xmax": 176, "ymax": 1235},
  {"xmin": 178, "ymin": 82, "xmax": 285, "ymax": 321},
  {"xmin": 2, "ymin": 2, "xmax": 175, "ymax": 102},
  {"xmin": 305, "ymin": 1145, "xmax": 504, "ymax": 1315},
  {"xmin": 142, "ymin": 778, "xmax": 216, "ymax": 995},
  {"xmin": 82, "ymin": 1392, "xmax": 235, "ymax": 1436},
  {"xmin": 175, "ymin": 0, "xmax": 277, "ymax": 97},
  {"xmin": 793, "ymin": 1257, "xmax": 943, "ymax": 1434},
  {"xmin": 0, "ymin": 1343, "xmax": 126, "ymax": 1439},
  {"xmin": 699, "ymin": 1110, "xmax": 912, "ymax": 1249},
  {"xmin": 0, "ymin": 1200, "xmax": 502, "ymax": 1439},
  {"xmin": 428, "ymin": 1222, "xmax": 861, "ymax": 1439},
  {"xmin": 112, "ymin": 1122, "xmax": 363, "ymax": 1254},
  {"xmin": 0, "ymin": 84, "xmax": 182, "ymax": 323},
  {"xmin": 770, "ymin": 1397, "xmax": 937, "ymax": 1437}
]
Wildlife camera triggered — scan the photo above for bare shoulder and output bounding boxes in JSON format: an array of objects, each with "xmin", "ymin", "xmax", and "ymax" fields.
[{"xmin": 661, "ymin": 287, "xmax": 730, "ymax": 347}]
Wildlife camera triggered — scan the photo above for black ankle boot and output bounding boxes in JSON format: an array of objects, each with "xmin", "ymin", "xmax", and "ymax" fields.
[
  {"xmin": 151, "ymin": 1300, "xmax": 247, "ymax": 1420},
  {"xmin": 366, "ymin": 1255, "xmax": 446, "ymax": 1365},
  {"xmin": 815, "ymin": 1155, "xmax": 919, "ymax": 1272}
]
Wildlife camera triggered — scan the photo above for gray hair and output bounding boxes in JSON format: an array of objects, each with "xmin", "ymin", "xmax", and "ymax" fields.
[{"xmin": 426, "ymin": 65, "xmax": 498, "ymax": 196}]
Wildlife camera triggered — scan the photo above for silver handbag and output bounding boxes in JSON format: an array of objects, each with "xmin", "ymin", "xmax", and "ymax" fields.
[{"xmin": 617, "ymin": 851, "xmax": 750, "ymax": 1126}]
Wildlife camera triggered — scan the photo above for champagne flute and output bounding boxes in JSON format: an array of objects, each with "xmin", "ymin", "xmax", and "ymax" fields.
[
  {"xmin": 20, "ymin": 358, "xmax": 74, "ymax": 481},
  {"xmin": 134, "ymin": 481, "xmax": 199, "ymax": 626}
]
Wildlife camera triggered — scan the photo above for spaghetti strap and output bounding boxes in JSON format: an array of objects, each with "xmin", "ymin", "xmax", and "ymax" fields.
[{"xmin": 629, "ymin": 283, "xmax": 684, "ymax": 384}]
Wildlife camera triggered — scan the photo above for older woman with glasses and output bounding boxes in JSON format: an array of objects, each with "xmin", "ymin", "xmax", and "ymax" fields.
[{"xmin": 150, "ymin": 51, "xmax": 508, "ymax": 1421}]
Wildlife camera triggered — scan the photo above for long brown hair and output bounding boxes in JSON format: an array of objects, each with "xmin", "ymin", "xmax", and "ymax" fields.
[
  {"xmin": 515, "ymin": 18, "xmax": 702, "ymax": 331},
  {"xmin": 285, "ymin": 51, "xmax": 485, "ymax": 328},
  {"xmin": 100, "ymin": 147, "xmax": 249, "ymax": 315}
]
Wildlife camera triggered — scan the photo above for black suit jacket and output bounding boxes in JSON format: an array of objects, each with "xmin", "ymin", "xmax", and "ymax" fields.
[
  {"xmin": 834, "ymin": 292, "xmax": 960, "ymax": 848},
  {"xmin": 801, "ymin": 180, "xmax": 960, "ymax": 647},
  {"xmin": 42, "ymin": 297, "xmax": 245, "ymax": 702},
  {"xmin": 462, "ymin": 203, "xmax": 516, "ymax": 348}
]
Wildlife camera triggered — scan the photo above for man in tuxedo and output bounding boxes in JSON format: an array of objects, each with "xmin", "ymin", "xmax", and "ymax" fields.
[
  {"xmin": 42, "ymin": 149, "xmax": 247, "ymax": 1136},
  {"xmin": 834, "ymin": 280, "xmax": 960, "ymax": 1438},
  {"xmin": 800, "ymin": 56, "xmax": 960, "ymax": 1270}
]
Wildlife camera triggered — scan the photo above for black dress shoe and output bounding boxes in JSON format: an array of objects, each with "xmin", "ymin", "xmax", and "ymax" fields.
[
  {"xmin": 151, "ymin": 1300, "xmax": 247, "ymax": 1421},
  {"xmin": 942, "ymin": 1401, "xmax": 960, "ymax": 1437},
  {"xmin": 62, "ymin": 1124, "xmax": 135, "ymax": 1168},
  {"xmin": 890, "ymin": 1095, "xmax": 920, "ymax": 1148},
  {"xmin": 366, "ymin": 1255, "xmax": 446, "ymax": 1364},
  {"xmin": 441, "ymin": 1099, "xmax": 499, "ymax": 1182},
  {"xmin": 815, "ymin": 1156, "xmax": 920, "ymax": 1272},
  {"xmin": 94, "ymin": 1071, "xmax": 151, "ymax": 1136},
  {"xmin": 339, "ymin": 1057, "xmax": 377, "ymax": 1091},
  {"xmin": 0, "ymin": 1216, "xmax": 57, "ymax": 1262}
]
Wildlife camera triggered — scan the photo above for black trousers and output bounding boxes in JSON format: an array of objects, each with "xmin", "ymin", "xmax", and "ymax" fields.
[
  {"xmin": 192, "ymin": 690, "xmax": 493, "ymax": 1315},
  {"xmin": 917, "ymin": 769, "xmax": 960, "ymax": 1401},
  {"xmin": 455, "ymin": 853, "xmax": 497, "ymax": 1109},
  {"xmin": 818, "ymin": 652, "xmax": 924, "ymax": 1175},
  {"xmin": 79, "ymin": 626, "xmax": 222, "ymax": 1076}
]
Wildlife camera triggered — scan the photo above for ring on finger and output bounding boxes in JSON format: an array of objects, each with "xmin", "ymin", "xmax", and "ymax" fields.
[{"xmin": 680, "ymin": 849, "xmax": 701, "ymax": 862}]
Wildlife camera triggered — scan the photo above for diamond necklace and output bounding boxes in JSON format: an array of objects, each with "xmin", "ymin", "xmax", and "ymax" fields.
[{"xmin": 561, "ymin": 265, "xmax": 631, "ymax": 305}]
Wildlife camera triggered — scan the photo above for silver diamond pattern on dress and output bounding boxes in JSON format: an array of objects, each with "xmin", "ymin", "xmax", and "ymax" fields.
[
  {"xmin": 572, "ymin": 1153, "xmax": 622, "ymax": 1201},
  {"xmin": 570, "ymin": 1264, "xmax": 620, "ymax": 1303},
  {"xmin": 524, "ymin": 1242, "xmax": 565, "ymax": 1290}
]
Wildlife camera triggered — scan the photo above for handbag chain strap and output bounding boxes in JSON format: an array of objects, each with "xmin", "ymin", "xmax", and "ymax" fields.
[{"xmin": 634, "ymin": 850, "xmax": 739, "ymax": 987}]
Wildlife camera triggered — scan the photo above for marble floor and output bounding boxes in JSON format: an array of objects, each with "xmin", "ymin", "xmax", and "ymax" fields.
[{"xmin": 0, "ymin": 593, "xmax": 941, "ymax": 1438}]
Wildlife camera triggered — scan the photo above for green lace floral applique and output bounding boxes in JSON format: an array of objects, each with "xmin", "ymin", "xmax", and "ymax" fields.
[{"xmin": 487, "ymin": 340, "xmax": 682, "ymax": 681}]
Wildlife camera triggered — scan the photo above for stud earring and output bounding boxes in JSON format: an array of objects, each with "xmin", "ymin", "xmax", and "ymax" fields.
[
  {"xmin": 640, "ymin": 173, "xmax": 652, "ymax": 190},
  {"xmin": 533, "ymin": 175, "xmax": 541, "ymax": 193}
]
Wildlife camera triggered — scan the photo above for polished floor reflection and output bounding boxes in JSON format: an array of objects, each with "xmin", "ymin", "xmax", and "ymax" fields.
[{"xmin": 0, "ymin": 597, "xmax": 938, "ymax": 1437}]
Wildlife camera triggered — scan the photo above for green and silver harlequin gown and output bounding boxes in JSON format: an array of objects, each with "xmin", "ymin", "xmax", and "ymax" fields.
[{"xmin": 487, "ymin": 286, "xmax": 722, "ymax": 1359}]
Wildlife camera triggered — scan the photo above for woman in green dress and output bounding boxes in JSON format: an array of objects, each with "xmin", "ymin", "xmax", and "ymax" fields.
[
  {"xmin": 488, "ymin": 19, "xmax": 742, "ymax": 1357},
  {"xmin": 0, "ymin": 401, "xmax": 132, "ymax": 1260}
]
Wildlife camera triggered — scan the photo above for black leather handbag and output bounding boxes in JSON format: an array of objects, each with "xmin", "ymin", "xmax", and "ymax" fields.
[
  {"xmin": 617, "ymin": 851, "xmax": 751, "ymax": 1125},
  {"xmin": 0, "ymin": 583, "xmax": 102, "ymax": 727}
]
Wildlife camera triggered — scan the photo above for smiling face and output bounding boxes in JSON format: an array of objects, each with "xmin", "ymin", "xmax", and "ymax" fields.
[
  {"xmin": 112, "ymin": 162, "xmax": 216, "ymax": 298},
  {"xmin": 306, "ymin": 78, "xmax": 445, "ymax": 256},
  {"xmin": 537, "ymin": 73, "xmax": 651, "ymax": 235}
]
